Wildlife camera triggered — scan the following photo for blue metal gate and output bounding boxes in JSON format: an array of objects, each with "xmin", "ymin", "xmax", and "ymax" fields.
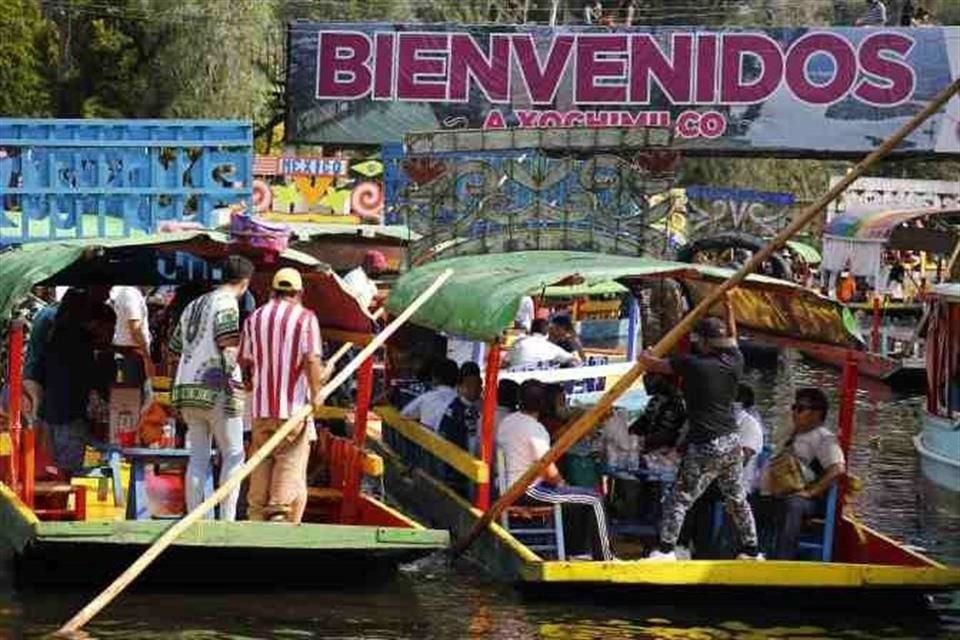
[{"xmin": 0, "ymin": 119, "xmax": 252, "ymax": 245}]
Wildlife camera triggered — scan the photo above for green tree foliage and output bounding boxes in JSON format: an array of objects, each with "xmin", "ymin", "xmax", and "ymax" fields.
[
  {"xmin": 0, "ymin": 0, "xmax": 56, "ymax": 116},
  {"xmin": 145, "ymin": 0, "xmax": 274, "ymax": 122}
]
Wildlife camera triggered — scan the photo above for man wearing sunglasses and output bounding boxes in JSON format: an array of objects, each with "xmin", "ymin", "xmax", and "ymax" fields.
[
  {"xmin": 766, "ymin": 388, "xmax": 845, "ymax": 559},
  {"xmin": 638, "ymin": 292, "xmax": 761, "ymax": 561}
]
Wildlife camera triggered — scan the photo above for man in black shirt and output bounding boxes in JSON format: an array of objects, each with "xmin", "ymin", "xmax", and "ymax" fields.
[{"xmin": 637, "ymin": 293, "xmax": 761, "ymax": 560}]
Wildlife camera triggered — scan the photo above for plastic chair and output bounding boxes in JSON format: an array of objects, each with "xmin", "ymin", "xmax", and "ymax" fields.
[
  {"xmin": 797, "ymin": 482, "xmax": 839, "ymax": 562},
  {"xmin": 75, "ymin": 442, "xmax": 125, "ymax": 507},
  {"xmin": 496, "ymin": 449, "xmax": 565, "ymax": 560}
]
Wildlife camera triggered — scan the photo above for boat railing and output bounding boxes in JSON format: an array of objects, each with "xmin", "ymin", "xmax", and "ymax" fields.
[{"xmin": 374, "ymin": 405, "xmax": 489, "ymax": 509}]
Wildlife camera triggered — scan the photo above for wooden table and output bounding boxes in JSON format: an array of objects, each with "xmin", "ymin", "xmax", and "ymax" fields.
[{"xmin": 121, "ymin": 448, "xmax": 214, "ymax": 521}]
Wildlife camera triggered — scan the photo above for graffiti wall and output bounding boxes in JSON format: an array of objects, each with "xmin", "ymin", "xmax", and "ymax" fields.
[
  {"xmin": 253, "ymin": 155, "xmax": 384, "ymax": 223},
  {"xmin": 684, "ymin": 184, "xmax": 795, "ymax": 239},
  {"xmin": 0, "ymin": 119, "xmax": 252, "ymax": 244},
  {"xmin": 383, "ymin": 142, "xmax": 680, "ymax": 263}
]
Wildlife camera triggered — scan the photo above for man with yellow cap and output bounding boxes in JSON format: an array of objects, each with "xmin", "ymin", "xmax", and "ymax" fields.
[{"xmin": 239, "ymin": 267, "xmax": 325, "ymax": 523}]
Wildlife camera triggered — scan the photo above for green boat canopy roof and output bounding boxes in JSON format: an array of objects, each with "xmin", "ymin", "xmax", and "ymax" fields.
[
  {"xmin": 542, "ymin": 280, "xmax": 629, "ymax": 298},
  {"xmin": 0, "ymin": 231, "xmax": 377, "ymax": 334},
  {"xmin": 785, "ymin": 240, "xmax": 822, "ymax": 265},
  {"xmin": 386, "ymin": 251, "xmax": 862, "ymax": 348}
]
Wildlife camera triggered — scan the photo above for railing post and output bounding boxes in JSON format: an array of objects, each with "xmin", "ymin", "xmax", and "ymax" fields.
[
  {"xmin": 475, "ymin": 341, "xmax": 501, "ymax": 511},
  {"xmin": 626, "ymin": 295, "xmax": 641, "ymax": 361},
  {"xmin": 836, "ymin": 351, "xmax": 859, "ymax": 526},
  {"xmin": 7, "ymin": 321, "xmax": 25, "ymax": 497},
  {"xmin": 341, "ymin": 355, "xmax": 375, "ymax": 523}
]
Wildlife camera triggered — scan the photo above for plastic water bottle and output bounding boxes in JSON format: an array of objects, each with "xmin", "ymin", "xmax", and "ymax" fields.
[{"xmin": 160, "ymin": 422, "xmax": 175, "ymax": 449}]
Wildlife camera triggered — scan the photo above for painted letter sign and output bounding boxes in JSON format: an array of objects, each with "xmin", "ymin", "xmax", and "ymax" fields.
[{"xmin": 286, "ymin": 23, "xmax": 960, "ymax": 155}]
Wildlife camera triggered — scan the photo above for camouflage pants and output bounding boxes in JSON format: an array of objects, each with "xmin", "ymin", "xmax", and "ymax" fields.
[{"xmin": 660, "ymin": 432, "xmax": 758, "ymax": 552}]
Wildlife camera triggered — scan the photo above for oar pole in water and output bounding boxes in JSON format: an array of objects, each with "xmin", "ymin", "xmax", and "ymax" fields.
[
  {"xmin": 57, "ymin": 269, "xmax": 454, "ymax": 636},
  {"xmin": 452, "ymin": 77, "xmax": 960, "ymax": 557}
]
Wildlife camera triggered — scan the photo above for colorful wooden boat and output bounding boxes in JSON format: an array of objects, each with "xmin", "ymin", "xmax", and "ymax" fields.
[
  {"xmin": 803, "ymin": 206, "xmax": 960, "ymax": 385},
  {"xmin": 0, "ymin": 233, "xmax": 448, "ymax": 587},
  {"xmin": 372, "ymin": 251, "xmax": 960, "ymax": 600},
  {"xmin": 914, "ymin": 282, "xmax": 960, "ymax": 493}
]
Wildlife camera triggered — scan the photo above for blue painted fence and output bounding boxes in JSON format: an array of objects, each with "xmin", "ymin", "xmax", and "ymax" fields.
[{"xmin": 0, "ymin": 119, "xmax": 253, "ymax": 244}]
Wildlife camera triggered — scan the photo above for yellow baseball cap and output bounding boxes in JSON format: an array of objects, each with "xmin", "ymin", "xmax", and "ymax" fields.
[{"xmin": 272, "ymin": 268, "xmax": 303, "ymax": 292}]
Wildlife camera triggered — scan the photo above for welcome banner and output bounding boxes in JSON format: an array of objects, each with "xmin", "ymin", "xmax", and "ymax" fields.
[{"xmin": 286, "ymin": 23, "xmax": 960, "ymax": 155}]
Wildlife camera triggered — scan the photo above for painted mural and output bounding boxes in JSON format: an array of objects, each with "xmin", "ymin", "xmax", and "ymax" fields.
[
  {"xmin": 382, "ymin": 146, "xmax": 680, "ymax": 264},
  {"xmin": 684, "ymin": 184, "xmax": 795, "ymax": 239},
  {"xmin": 252, "ymin": 155, "xmax": 384, "ymax": 223}
]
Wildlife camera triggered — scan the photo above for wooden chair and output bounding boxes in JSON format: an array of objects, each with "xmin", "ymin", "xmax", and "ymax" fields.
[{"xmin": 496, "ymin": 449, "xmax": 565, "ymax": 560}]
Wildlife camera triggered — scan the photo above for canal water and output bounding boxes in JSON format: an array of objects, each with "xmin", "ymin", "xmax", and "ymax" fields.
[{"xmin": 1, "ymin": 355, "xmax": 958, "ymax": 639}]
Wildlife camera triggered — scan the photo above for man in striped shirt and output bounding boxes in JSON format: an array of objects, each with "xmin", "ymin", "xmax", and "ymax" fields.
[{"xmin": 239, "ymin": 268, "xmax": 325, "ymax": 523}]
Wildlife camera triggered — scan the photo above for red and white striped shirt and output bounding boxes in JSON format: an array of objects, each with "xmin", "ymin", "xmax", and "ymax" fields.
[{"xmin": 239, "ymin": 299, "xmax": 322, "ymax": 419}]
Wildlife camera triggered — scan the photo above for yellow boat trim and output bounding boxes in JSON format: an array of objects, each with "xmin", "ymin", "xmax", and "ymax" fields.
[
  {"xmin": 374, "ymin": 433, "xmax": 539, "ymax": 563},
  {"xmin": 0, "ymin": 481, "xmax": 39, "ymax": 526},
  {"xmin": 522, "ymin": 560, "xmax": 960, "ymax": 588},
  {"xmin": 314, "ymin": 405, "xmax": 350, "ymax": 420},
  {"xmin": 375, "ymin": 406, "xmax": 489, "ymax": 484},
  {"xmin": 428, "ymin": 466, "xmax": 541, "ymax": 564}
]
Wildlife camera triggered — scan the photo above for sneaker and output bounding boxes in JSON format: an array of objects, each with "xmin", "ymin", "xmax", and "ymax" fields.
[
  {"xmin": 645, "ymin": 550, "xmax": 677, "ymax": 561},
  {"xmin": 675, "ymin": 546, "xmax": 692, "ymax": 561},
  {"xmin": 736, "ymin": 552, "xmax": 766, "ymax": 561}
]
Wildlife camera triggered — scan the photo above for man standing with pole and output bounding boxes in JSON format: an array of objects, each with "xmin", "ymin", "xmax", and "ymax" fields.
[
  {"xmin": 638, "ymin": 293, "xmax": 761, "ymax": 560},
  {"xmin": 239, "ymin": 268, "xmax": 325, "ymax": 523}
]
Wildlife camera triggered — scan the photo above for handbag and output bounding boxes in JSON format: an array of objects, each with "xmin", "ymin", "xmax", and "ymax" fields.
[{"xmin": 765, "ymin": 443, "xmax": 807, "ymax": 497}]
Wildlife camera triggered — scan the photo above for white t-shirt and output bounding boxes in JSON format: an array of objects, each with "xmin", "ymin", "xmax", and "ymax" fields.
[
  {"xmin": 515, "ymin": 296, "xmax": 535, "ymax": 332},
  {"xmin": 401, "ymin": 385, "xmax": 458, "ymax": 432},
  {"xmin": 111, "ymin": 286, "xmax": 150, "ymax": 348},
  {"xmin": 736, "ymin": 407, "xmax": 763, "ymax": 490},
  {"xmin": 791, "ymin": 425, "xmax": 845, "ymax": 484},
  {"xmin": 496, "ymin": 411, "xmax": 551, "ymax": 487},
  {"xmin": 507, "ymin": 334, "xmax": 578, "ymax": 370},
  {"xmin": 341, "ymin": 267, "xmax": 378, "ymax": 310}
]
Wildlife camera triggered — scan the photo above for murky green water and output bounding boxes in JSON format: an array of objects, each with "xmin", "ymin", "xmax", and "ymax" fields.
[{"xmin": 2, "ymin": 355, "xmax": 958, "ymax": 639}]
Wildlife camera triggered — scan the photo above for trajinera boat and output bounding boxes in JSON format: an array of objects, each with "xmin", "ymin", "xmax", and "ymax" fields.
[
  {"xmin": 914, "ymin": 275, "xmax": 960, "ymax": 494},
  {"xmin": 806, "ymin": 206, "xmax": 960, "ymax": 385},
  {"xmin": 0, "ymin": 232, "xmax": 448, "ymax": 587},
  {"xmin": 370, "ymin": 251, "xmax": 959, "ymax": 602}
]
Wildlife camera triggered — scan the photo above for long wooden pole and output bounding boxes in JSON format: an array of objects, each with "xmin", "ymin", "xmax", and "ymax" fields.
[
  {"xmin": 453, "ymin": 78, "xmax": 960, "ymax": 556},
  {"xmin": 57, "ymin": 269, "xmax": 454, "ymax": 636}
]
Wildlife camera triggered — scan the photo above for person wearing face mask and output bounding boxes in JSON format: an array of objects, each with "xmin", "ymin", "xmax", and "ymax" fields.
[{"xmin": 437, "ymin": 365, "xmax": 483, "ymax": 497}]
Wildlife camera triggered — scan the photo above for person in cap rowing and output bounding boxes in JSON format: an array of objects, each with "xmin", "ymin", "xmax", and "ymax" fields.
[{"xmin": 637, "ymin": 291, "xmax": 762, "ymax": 561}]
